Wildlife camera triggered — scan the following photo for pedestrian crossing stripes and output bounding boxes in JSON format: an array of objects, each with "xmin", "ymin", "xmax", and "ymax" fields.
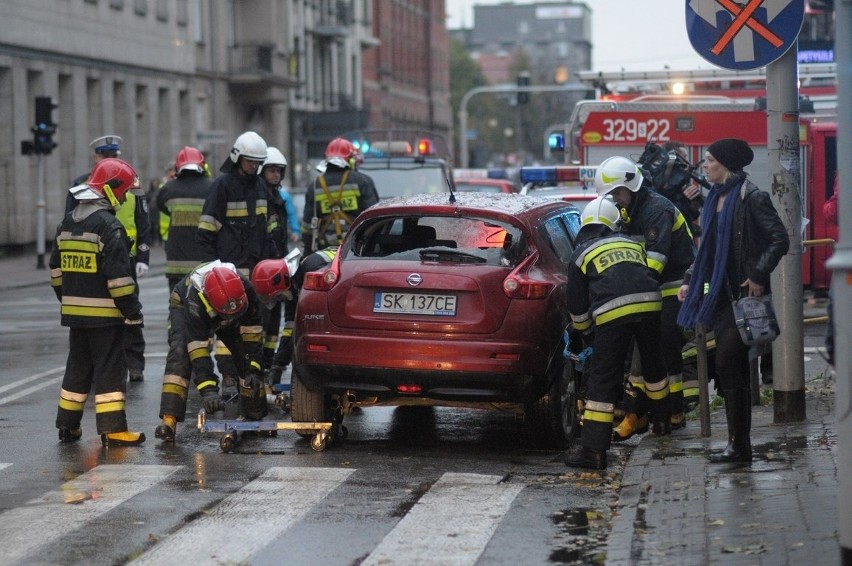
[
  {"xmin": 0, "ymin": 465, "xmax": 529, "ymax": 564},
  {"xmin": 132, "ymin": 467, "xmax": 355, "ymax": 564},
  {"xmin": 0, "ymin": 367, "xmax": 64, "ymax": 406},
  {"xmin": 362, "ymin": 473, "xmax": 524, "ymax": 565},
  {"xmin": 0, "ymin": 463, "xmax": 10, "ymax": 472},
  {"xmin": 0, "ymin": 464, "xmax": 181, "ymax": 563}
]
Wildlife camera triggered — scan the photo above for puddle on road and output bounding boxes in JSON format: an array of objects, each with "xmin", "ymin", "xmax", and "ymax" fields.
[{"xmin": 549, "ymin": 507, "xmax": 608, "ymax": 564}]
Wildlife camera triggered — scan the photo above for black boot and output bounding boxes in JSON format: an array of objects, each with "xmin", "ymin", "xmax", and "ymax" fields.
[
  {"xmin": 709, "ymin": 388, "xmax": 752, "ymax": 463},
  {"xmin": 564, "ymin": 446, "xmax": 607, "ymax": 470}
]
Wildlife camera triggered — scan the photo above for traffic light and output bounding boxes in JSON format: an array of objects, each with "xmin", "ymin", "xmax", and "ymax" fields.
[
  {"xmin": 26, "ymin": 96, "xmax": 58, "ymax": 155},
  {"xmin": 517, "ymin": 73, "xmax": 530, "ymax": 105}
]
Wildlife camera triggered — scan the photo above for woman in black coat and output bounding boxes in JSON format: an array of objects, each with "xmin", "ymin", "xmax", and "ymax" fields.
[{"xmin": 676, "ymin": 138, "xmax": 789, "ymax": 464}]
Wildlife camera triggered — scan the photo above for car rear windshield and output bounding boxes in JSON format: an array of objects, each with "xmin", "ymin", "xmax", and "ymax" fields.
[{"xmin": 346, "ymin": 215, "xmax": 525, "ymax": 267}]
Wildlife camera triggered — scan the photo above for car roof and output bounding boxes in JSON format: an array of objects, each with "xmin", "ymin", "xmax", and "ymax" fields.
[{"xmin": 362, "ymin": 192, "xmax": 577, "ymax": 219}]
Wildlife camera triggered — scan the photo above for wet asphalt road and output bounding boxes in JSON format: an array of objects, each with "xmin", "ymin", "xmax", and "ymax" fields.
[{"xmin": 0, "ymin": 273, "xmax": 619, "ymax": 565}]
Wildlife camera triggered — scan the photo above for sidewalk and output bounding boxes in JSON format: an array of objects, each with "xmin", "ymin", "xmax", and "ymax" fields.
[{"xmin": 606, "ymin": 364, "xmax": 838, "ymax": 564}]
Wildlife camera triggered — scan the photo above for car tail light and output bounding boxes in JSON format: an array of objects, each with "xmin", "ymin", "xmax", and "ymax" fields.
[
  {"xmin": 397, "ymin": 384, "xmax": 423, "ymax": 394},
  {"xmin": 503, "ymin": 252, "xmax": 553, "ymax": 299},
  {"xmin": 303, "ymin": 254, "xmax": 341, "ymax": 291}
]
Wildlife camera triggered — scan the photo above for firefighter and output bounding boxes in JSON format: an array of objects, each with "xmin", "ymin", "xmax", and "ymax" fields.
[
  {"xmin": 157, "ymin": 146, "xmax": 212, "ymax": 292},
  {"xmin": 301, "ymin": 137, "xmax": 379, "ymax": 252},
  {"xmin": 197, "ymin": 131, "xmax": 270, "ymax": 387},
  {"xmin": 595, "ymin": 156, "xmax": 695, "ymax": 438},
  {"xmin": 66, "ymin": 135, "xmax": 151, "ymax": 382},
  {"xmin": 154, "ymin": 262, "xmax": 267, "ymax": 442},
  {"xmin": 251, "ymin": 247, "xmax": 338, "ymax": 389},
  {"xmin": 50, "ymin": 158, "xmax": 146, "ymax": 446},
  {"xmin": 564, "ymin": 196, "xmax": 666, "ymax": 470}
]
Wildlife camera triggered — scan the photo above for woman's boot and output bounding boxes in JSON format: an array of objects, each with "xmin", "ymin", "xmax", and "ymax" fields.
[{"xmin": 709, "ymin": 388, "xmax": 752, "ymax": 463}]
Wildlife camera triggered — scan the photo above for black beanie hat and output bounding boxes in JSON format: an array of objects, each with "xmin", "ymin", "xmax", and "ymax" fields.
[{"xmin": 707, "ymin": 138, "xmax": 754, "ymax": 172}]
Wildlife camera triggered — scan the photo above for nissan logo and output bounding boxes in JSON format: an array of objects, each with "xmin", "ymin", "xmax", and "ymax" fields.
[{"xmin": 407, "ymin": 273, "xmax": 423, "ymax": 286}]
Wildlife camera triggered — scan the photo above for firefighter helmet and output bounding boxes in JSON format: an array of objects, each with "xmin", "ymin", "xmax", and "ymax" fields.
[
  {"xmin": 229, "ymin": 131, "xmax": 267, "ymax": 163},
  {"xmin": 251, "ymin": 259, "xmax": 292, "ymax": 304},
  {"xmin": 261, "ymin": 147, "xmax": 288, "ymax": 175},
  {"xmin": 580, "ymin": 196, "xmax": 622, "ymax": 231},
  {"xmin": 175, "ymin": 146, "xmax": 205, "ymax": 174},
  {"xmin": 594, "ymin": 156, "xmax": 644, "ymax": 195},
  {"xmin": 203, "ymin": 267, "xmax": 248, "ymax": 318},
  {"xmin": 69, "ymin": 158, "xmax": 139, "ymax": 207},
  {"xmin": 324, "ymin": 137, "xmax": 355, "ymax": 169}
]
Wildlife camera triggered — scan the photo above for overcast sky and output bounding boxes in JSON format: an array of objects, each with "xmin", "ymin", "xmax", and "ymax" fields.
[{"xmin": 446, "ymin": 0, "xmax": 712, "ymax": 72}]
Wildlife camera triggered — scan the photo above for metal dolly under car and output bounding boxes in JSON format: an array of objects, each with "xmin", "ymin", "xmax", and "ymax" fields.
[{"xmin": 196, "ymin": 384, "xmax": 344, "ymax": 453}]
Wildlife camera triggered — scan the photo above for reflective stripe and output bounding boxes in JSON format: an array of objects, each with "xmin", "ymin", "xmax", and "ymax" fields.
[
  {"xmin": 61, "ymin": 304, "xmax": 123, "ymax": 318},
  {"xmin": 163, "ymin": 383, "xmax": 188, "ymax": 398},
  {"xmin": 163, "ymin": 374, "xmax": 190, "ymax": 387},
  {"xmin": 96, "ymin": 391, "xmax": 126, "ymax": 403},
  {"xmin": 196, "ymin": 379, "xmax": 217, "ymax": 391},
  {"xmin": 198, "ymin": 214, "xmax": 221, "ymax": 232},
  {"xmin": 95, "ymin": 401, "xmax": 125, "ymax": 414},
  {"xmin": 583, "ymin": 409, "xmax": 614, "ymax": 424},
  {"xmin": 585, "ymin": 400, "xmax": 613, "ymax": 413},
  {"xmin": 593, "ymin": 291, "xmax": 661, "ymax": 325},
  {"xmin": 577, "ymin": 237, "xmax": 645, "ymax": 273},
  {"xmin": 58, "ymin": 397, "xmax": 85, "ymax": 412},
  {"xmin": 646, "ymin": 251, "xmax": 666, "ymax": 274}
]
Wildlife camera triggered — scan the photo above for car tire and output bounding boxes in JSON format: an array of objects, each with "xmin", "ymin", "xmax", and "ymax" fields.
[
  {"xmin": 291, "ymin": 363, "xmax": 332, "ymax": 438},
  {"xmin": 525, "ymin": 361, "xmax": 580, "ymax": 449}
]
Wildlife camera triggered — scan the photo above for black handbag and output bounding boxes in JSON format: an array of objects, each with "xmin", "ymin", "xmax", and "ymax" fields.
[{"xmin": 732, "ymin": 294, "xmax": 780, "ymax": 346}]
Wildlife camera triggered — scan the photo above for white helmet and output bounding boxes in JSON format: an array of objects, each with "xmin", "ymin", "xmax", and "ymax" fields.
[
  {"xmin": 594, "ymin": 156, "xmax": 644, "ymax": 195},
  {"xmin": 261, "ymin": 146, "xmax": 288, "ymax": 173},
  {"xmin": 229, "ymin": 131, "xmax": 268, "ymax": 163},
  {"xmin": 580, "ymin": 196, "xmax": 621, "ymax": 231}
]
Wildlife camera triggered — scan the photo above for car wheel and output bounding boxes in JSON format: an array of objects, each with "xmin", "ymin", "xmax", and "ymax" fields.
[
  {"xmin": 291, "ymin": 363, "xmax": 333, "ymax": 438},
  {"xmin": 525, "ymin": 361, "xmax": 579, "ymax": 449}
]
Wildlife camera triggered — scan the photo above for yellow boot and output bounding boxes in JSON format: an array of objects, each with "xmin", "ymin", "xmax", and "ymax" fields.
[
  {"xmin": 612, "ymin": 413, "xmax": 649, "ymax": 442},
  {"xmin": 101, "ymin": 431, "xmax": 146, "ymax": 446}
]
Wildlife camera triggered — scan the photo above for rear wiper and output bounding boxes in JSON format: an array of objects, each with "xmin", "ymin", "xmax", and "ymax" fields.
[{"xmin": 419, "ymin": 248, "xmax": 487, "ymax": 264}]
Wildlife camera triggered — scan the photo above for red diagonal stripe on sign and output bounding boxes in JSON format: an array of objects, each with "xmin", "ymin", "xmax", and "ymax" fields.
[
  {"xmin": 717, "ymin": 0, "xmax": 784, "ymax": 48},
  {"xmin": 712, "ymin": 0, "xmax": 781, "ymax": 56}
]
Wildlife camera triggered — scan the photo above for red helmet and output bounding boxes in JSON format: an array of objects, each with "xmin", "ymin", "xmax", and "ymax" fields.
[
  {"xmin": 325, "ymin": 137, "xmax": 355, "ymax": 161},
  {"xmin": 72, "ymin": 158, "xmax": 139, "ymax": 206},
  {"xmin": 175, "ymin": 146, "xmax": 205, "ymax": 174},
  {"xmin": 203, "ymin": 267, "xmax": 248, "ymax": 318},
  {"xmin": 251, "ymin": 259, "xmax": 292, "ymax": 303}
]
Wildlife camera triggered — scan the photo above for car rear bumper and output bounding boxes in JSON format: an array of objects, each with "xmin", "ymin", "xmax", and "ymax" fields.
[{"xmin": 295, "ymin": 333, "xmax": 551, "ymax": 403}]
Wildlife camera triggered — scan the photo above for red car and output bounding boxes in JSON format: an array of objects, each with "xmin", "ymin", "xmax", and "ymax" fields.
[{"xmin": 291, "ymin": 192, "xmax": 583, "ymax": 448}]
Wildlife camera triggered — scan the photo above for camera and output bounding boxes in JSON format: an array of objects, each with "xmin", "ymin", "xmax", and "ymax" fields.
[{"xmin": 636, "ymin": 140, "xmax": 708, "ymax": 201}]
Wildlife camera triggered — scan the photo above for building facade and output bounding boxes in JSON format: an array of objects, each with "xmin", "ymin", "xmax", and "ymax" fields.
[{"xmin": 2, "ymin": 0, "xmax": 448, "ymax": 249}]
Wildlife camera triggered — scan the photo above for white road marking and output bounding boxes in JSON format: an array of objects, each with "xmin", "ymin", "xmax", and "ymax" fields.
[
  {"xmin": 134, "ymin": 466, "xmax": 355, "ymax": 565},
  {"xmin": 0, "ymin": 464, "xmax": 10, "ymax": 472},
  {"xmin": 362, "ymin": 472, "xmax": 524, "ymax": 566},
  {"xmin": 0, "ymin": 464, "xmax": 181, "ymax": 563}
]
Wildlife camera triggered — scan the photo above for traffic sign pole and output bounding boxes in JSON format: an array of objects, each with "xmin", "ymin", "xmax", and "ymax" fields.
[
  {"xmin": 765, "ymin": 43, "xmax": 805, "ymax": 422},
  {"xmin": 831, "ymin": 0, "xmax": 852, "ymax": 560}
]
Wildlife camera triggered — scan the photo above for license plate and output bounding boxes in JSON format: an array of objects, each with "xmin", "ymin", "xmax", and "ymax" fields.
[{"xmin": 373, "ymin": 292, "xmax": 457, "ymax": 316}]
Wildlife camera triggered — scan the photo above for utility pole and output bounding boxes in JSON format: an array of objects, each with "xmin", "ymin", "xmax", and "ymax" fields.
[
  {"xmin": 830, "ymin": 1, "xmax": 851, "ymax": 561},
  {"xmin": 766, "ymin": 44, "xmax": 805, "ymax": 422}
]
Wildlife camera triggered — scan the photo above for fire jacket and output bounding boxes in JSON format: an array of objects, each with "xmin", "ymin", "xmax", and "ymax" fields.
[
  {"xmin": 49, "ymin": 201, "xmax": 142, "ymax": 327},
  {"xmin": 197, "ymin": 170, "xmax": 269, "ymax": 273},
  {"xmin": 157, "ymin": 171, "xmax": 212, "ymax": 280},
  {"xmin": 301, "ymin": 165, "xmax": 379, "ymax": 251},
  {"xmin": 170, "ymin": 265, "xmax": 264, "ymax": 388},
  {"xmin": 620, "ymin": 188, "xmax": 695, "ymax": 298},
  {"xmin": 566, "ymin": 231, "xmax": 662, "ymax": 332}
]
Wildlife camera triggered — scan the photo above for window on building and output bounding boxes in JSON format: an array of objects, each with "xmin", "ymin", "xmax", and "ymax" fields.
[
  {"xmin": 134, "ymin": 0, "xmax": 147, "ymax": 16},
  {"xmin": 177, "ymin": 0, "xmax": 188, "ymax": 25},
  {"xmin": 156, "ymin": 0, "xmax": 168, "ymax": 21},
  {"xmin": 110, "ymin": 0, "xmax": 124, "ymax": 9},
  {"xmin": 193, "ymin": 0, "xmax": 204, "ymax": 43}
]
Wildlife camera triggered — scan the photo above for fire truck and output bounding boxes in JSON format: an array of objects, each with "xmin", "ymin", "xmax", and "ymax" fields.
[{"xmin": 544, "ymin": 65, "xmax": 838, "ymax": 291}]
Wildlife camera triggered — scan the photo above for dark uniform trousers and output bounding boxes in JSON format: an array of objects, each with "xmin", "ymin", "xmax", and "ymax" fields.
[
  {"xmin": 583, "ymin": 314, "xmax": 666, "ymax": 453},
  {"xmin": 57, "ymin": 325, "xmax": 129, "ymax": 434}
]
